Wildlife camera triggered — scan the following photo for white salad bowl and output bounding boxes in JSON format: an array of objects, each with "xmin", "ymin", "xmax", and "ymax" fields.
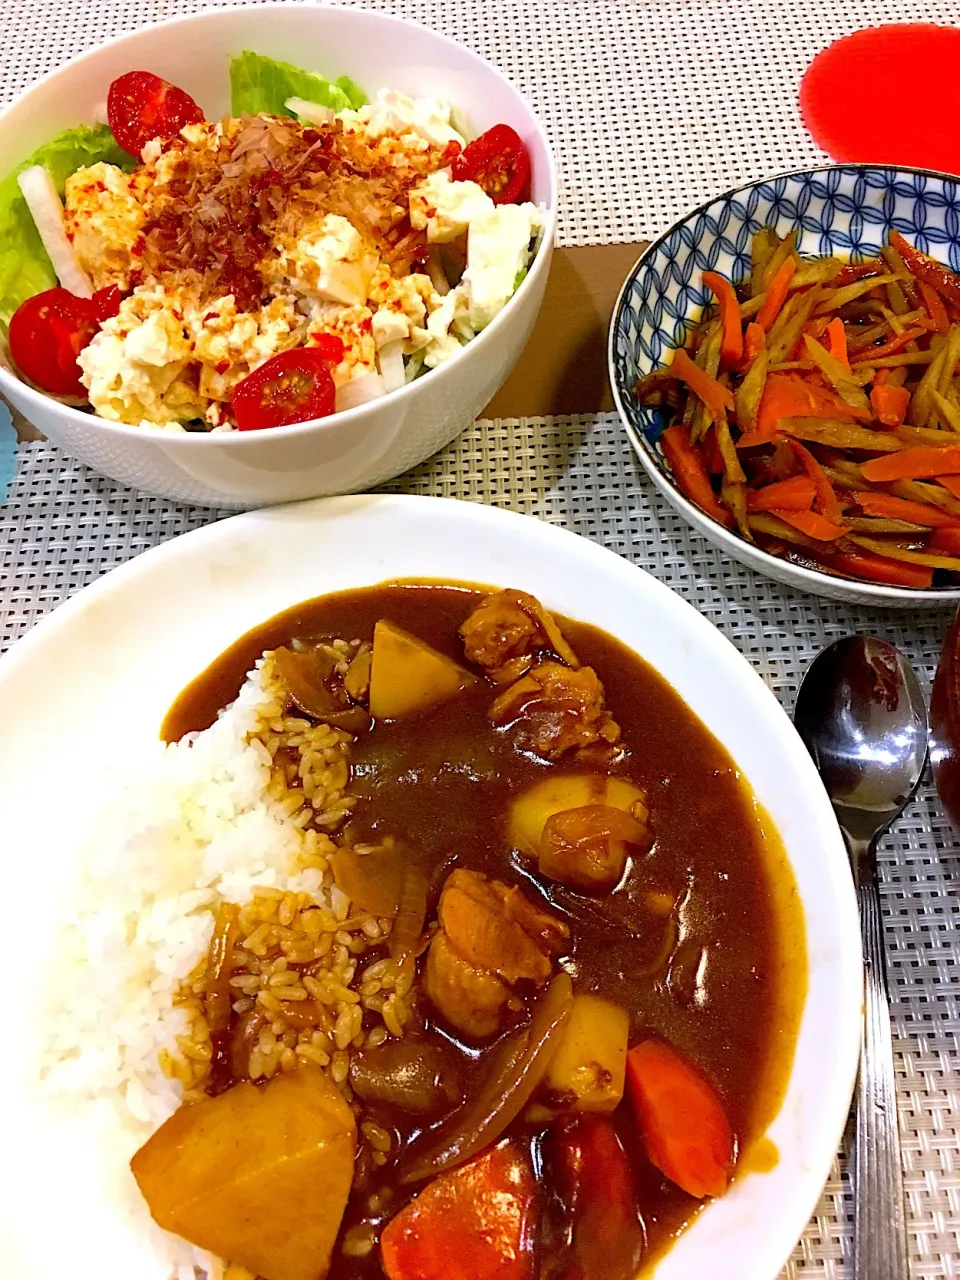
[
  {"xmin": 0, "ymin": 5, "xmax": 557, "ymax": 508},
  {"xmin": 0, "ymin": 495, "xmax": 860, "ymax": 1280}
]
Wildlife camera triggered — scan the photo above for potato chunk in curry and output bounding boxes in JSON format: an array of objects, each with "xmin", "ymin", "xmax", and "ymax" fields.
[
  {"xmin": 425, "ymin": 869, "xmax": 568, "ymax": 1040},
  {"xmin": 544, "ymin": 994, "xmax": 629, "ymax": 1112},
  {"xmin": 370, "ymin": 619, "xmax": 476, "ymax": 719},
  {"xmin": 130, "ymin": 1068, "xmax": 356, "ymax": 1280}
]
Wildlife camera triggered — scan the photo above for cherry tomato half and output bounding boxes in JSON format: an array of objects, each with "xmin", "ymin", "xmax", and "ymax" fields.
[
  {"xmin": 8, "ymin": 288, "xmax": 102, "ymax": 397},
  {"xmin": 451, "ymin": 124, "xmax": 531, "ymax": 204},
  {"xmin": 232, "ymin": 344, "xmax": 344, "ymax": 431},
  {"xmin": 107, "ymin": 70, "xmax": 204, "ymax": 158},
  {"xmin": 92, "ymin": 285, "xmax": 125, "ymax": 322}
]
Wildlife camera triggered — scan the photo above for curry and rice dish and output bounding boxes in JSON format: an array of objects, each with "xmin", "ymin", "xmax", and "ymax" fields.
[{"xmin": 40, "ymin": 582, "xmax": 804, "ymax": 1280}]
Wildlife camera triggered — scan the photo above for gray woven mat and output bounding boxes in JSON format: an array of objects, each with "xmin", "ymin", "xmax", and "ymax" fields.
[{"xmin": 3, "ymin": 0, "xmax": 960, "ymax": 1274}]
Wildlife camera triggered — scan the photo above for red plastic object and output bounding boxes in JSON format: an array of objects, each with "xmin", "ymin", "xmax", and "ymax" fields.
[{"xmin": 800, "ymin": 25, "xmax": 960, "ymax": 174}]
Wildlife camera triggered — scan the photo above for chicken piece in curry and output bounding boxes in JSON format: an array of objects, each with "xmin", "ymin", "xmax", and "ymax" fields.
[{"xmin": 138, "ymin": 582, "xmax": 805, "ymax": 1280}]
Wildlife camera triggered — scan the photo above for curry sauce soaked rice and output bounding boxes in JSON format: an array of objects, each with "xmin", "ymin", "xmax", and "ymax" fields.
[{"xmin": 37, "ymin": 641, "xmax": 407, "ymax": 1280}]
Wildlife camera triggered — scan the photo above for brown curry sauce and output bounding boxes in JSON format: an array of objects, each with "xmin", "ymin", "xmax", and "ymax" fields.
[{"xmin": 163, "ymin": 581, "xmax": 806, "ymax": 1277}]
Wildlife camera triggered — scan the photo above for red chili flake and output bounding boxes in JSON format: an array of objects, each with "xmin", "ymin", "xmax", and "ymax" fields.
[{"xmin": 216, "ymin": 359, "xmax": 231, "ymax": 374}]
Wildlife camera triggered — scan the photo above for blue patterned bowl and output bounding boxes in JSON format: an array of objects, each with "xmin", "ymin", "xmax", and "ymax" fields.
[{"xmin": 609, "ymin": 164, "xmax": 960, "ymax": 607}]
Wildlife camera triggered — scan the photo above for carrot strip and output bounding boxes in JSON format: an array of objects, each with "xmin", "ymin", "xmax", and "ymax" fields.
[
  {"xmin": 756, "ymin": 258, "xmax": 798, "ymax": 332},
  {"xmin": 827, "ymin": 548, "xmax": 933, "ymax": 589},
  {"xmin": 745, "ymin": 476, "xmax": 816, "ymax": 512},
  {"xmin": 861, "ymin": 446, "xmax": 960, "ymax": 482},
  {"xmin": 931, "ymin": 528, "xmax": 960, "ymax": 555},
  {"xmin": 890, "ymin": 229, "xmax": 960, "ymax": 309},
  {"xmin": 741, "ymin": 373, "xmax": 871, "ymax": 445},
  {"xmin": 850, "ymin": 327, "xmax": 928, "ymax": 365},
  {"xmin": 702, "ymin": 271, "xmax": 744, "ymax": 369},
  {"xmin": 626, "ymin": 1041, "xmax": 734, "ymax": 1200},
  {"xmin": 870, "ymin": 383, "xmax": 910, "ymax": 428},
  {"xmin": 833, "ymin": 260, "xmax": 884, "ymax": 286},
  {"xmin": 670, "ymin": 347, "xmax": 734, "ymax": 425},
  {"xmin": 939, "ymin": 475, "xmax": 960, "ymax": 499},
  {"xmin": 852, "ymin": 491, "xmax": 960, "ymax": 528},
  {"xmin": 742, "ymin": 321, "xmax": 765, "ymax": 367},
  {"xmin": 787, "ymin": 439, "xmax": 845, "ymax": 523},
  {"xmin": 919, "ymin": 281, "xmax": 950, "ymax": 334},
  {"xmin": 825, "ymin": 317, "xmax": 850, "ymax": 371},
  {"xmin": 660, "ymin": 425, "xmax": 734, "ymax": 527},
  {"xmin": 770, "ymin": 507, "xmax": 848, "ymax": 541}
]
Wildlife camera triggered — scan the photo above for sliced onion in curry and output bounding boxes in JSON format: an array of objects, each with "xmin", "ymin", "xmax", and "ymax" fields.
[
  {"xmin": 390, "ymin": 862, "xmax": 429, "ymax": 961},
  {"xmin": 331, "ymin": 846, "xmax": 403, "ymax": 917},
  {"xmin": 204, "ymin": 901, "xmax": 240, "ymax": 1035},
  {"xmin": 273, "ymin": 645, "xmax": 371, "ymax": 733},
  {"xmin": 401, "ymin": 971, "xmax": 574, "ymax": 1183}
]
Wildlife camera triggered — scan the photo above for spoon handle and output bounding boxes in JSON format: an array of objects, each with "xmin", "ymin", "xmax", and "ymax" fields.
[{"xmin": 851, "ymin": 836, "xmax": 909, "ymax": 1279}]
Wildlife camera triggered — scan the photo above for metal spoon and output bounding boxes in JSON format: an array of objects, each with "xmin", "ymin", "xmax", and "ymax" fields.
[{"xmin": 794, "ymin": 636, "xmax": 925, "ymax": 1280}]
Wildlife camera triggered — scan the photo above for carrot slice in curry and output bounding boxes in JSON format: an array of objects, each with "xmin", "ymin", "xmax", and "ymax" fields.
[
  {"xmin": 625, "ymin": 1040, "xmax": 734, "ymax": 1200},
  {"xmin": 381, "ymin": 1141, "xmax": 537, "ymax": 1280}
]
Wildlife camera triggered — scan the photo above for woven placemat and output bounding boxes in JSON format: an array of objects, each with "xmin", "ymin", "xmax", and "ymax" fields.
[{"xmin": 3, "ymin": 0, "xmax": 960, "ymax": 1275}]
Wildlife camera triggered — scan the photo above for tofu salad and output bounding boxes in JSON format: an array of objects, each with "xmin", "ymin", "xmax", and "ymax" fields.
[{"xmin": 0, "ymin": 53, "xmax": 543, "ymax": 432}]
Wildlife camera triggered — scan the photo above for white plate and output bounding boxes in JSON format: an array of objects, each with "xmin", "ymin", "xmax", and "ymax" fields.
[{"xmin": 0, "ymin": 495, "xmax": 860, "ymax": 1280}]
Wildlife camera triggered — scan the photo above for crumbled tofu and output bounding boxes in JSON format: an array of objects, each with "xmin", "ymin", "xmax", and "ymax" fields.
[
  {"xmin": 280, "ymin": 214, "xmax": 380, "ymax": 307},
  {"xmin": 78, "ymin": 286, "xmax": 202, "ymax": 425},
  {"xmin": 409, "ymin": 170, "xmax": 494, "ymax": 244},
  {"xmin": 366, "ymin": 267, "xmax": 437, "ymax": 350},
  {"xmin": 308, "ymin": 304, "xmax": 378, "ymax": 385},
  {"xmin": 460, "ymin": 202, "xmax": 541, "ymax": 330},
  {"xmin": 422, "ymin": 290, "xmax": 467, "ymax": 369},
  {"xmin": 338, "ymin": 90, "xmax": 465, "ymax": 153},
  {"xmin": 78, "ymin": 285, "xmax": 305, "ymax": 424},
  {"xmin": 63, "ymin": 162, "xmax": 147, "ymax": 291},
  {"xmin": 192, "ymin": 295, "xmax": 306, "ymax": 401}
]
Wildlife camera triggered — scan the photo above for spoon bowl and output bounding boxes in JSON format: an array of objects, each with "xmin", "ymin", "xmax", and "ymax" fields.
[
  {"xmin": 795, "ymin": 637, "xmax": 928, "ymax": 850},
  {"xmin": 794, "ymin": 635, "xmax": 927, "ymax": 1280}
]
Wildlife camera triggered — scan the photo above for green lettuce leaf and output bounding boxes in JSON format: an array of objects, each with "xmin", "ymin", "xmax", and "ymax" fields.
[
  {"xmin": 0, "ymin": 123, "xmax": 134, "ymax": 326},
  {"xmin": 229, "ymin": 52, "xmax": 366, "ymax": 119}
]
